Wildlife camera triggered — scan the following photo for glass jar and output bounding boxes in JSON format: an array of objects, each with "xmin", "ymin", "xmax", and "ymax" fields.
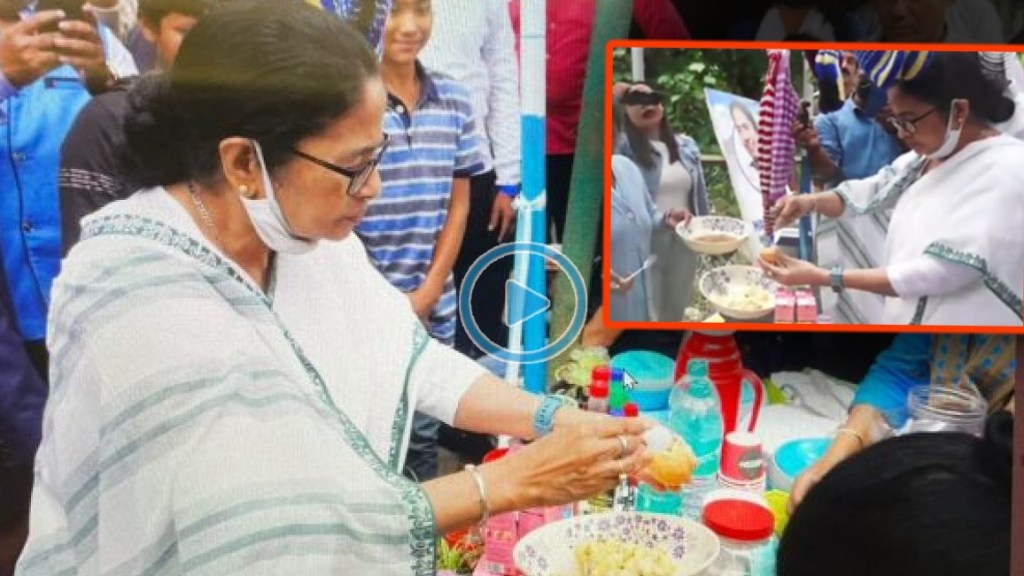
[
  {"xmin": 702, "ymin": 497, "xmax": 777, "ymax": 576},
  {"xmin": 905, "ymin": 384, "xmax": 987, "ymax": 437}
]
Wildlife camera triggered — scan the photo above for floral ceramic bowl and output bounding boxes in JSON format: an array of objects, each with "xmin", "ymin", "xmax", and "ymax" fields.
[
  {"xmin": 513, "ymin": 512, "xmax": 720, "ymax": 576},
  {"xmin": 698, "ymin": 265, "xmax": 779, "ymax": 320},
  {"xmin": 676, "ymin": 216, "xmax": 751, "ymax": 255}
]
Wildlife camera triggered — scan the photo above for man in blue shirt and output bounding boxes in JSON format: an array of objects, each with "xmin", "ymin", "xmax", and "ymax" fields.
[
  {"xmin": 795, "ymin": 51, "xmax": 903, "ymax": 187},
  {"xmin": 1, "ymin": 0, "xmax": 134, "ymax": 358},
  {"xmin": 793, "ymin": 51, "xmax": 904, "ymax": 324}
]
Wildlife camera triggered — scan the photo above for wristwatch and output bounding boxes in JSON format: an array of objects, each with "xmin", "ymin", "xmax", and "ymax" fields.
[
  {"xmin": 829, "ymin": 265, "xmax": 845, "ymax": 293},
  {"xmin": 533, "ymin": 394, "xmax": 574, "ymax": 438}
]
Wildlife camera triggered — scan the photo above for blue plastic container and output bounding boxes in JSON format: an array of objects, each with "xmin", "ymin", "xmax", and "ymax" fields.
[
  {"xmin": 610, "ymin": 350, "xmax": 675, "ymax": 411},
  {"xmin": 769, "ymin": 437, "xmax": 830, "ymax": 491}
]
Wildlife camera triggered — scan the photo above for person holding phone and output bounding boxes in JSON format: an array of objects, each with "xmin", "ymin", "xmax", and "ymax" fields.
[{"xmin": 0, "ymin": 4, "xmax": 134, "ymax": 575}]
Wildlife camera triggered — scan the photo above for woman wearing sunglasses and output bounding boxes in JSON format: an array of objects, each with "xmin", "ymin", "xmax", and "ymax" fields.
[
  {"xmin": 617, "ymin": 83, "xmax": 710, "ymax": 322},
  {"xmin": 761, "ymin": 51, "xmax": 1024, "ymax": 326},
  {"xmin": 16, "ymin": 4, "xmax": 657, "ymax": 575}
]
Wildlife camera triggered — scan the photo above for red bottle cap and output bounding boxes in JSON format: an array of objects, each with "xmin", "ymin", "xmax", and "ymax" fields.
[
  {"xmin": 482, "ymin": 448, "xmax": 510, "ymax": 463},
  {"xmin": 623, "ymin": 403, "xmax": 639, "ymax": 417},
  {"xmin": 702, "ymin": 499, "xmax": 775, "ymax": 542},
  {"xmin": 592, "ymin": 366, "xmax": 611, "ymax": 382},
  {"xmin": 589, "ymin": 380, "xmax": 609, "ymax": 398}
]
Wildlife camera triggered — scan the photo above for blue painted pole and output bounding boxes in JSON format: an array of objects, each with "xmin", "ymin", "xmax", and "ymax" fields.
[{"xmin": 519, "ymin": 0, "xmax": 547, "ymax": 394}]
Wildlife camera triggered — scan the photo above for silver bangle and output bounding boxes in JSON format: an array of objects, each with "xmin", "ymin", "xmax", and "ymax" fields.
[{"xmin": 465, "ymin": 464, "xmax": 490, "ymax": 526}]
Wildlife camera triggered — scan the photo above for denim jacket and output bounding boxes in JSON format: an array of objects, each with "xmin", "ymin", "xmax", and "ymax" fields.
[{"xmin": 618, "ymin": 134, "xmax": 711, "ymax": 216}]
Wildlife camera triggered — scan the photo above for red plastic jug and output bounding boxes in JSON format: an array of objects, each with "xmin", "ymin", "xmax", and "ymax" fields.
[{"xmin": 675, "ymin": 330, "xmax": 764, "ymax": 435}]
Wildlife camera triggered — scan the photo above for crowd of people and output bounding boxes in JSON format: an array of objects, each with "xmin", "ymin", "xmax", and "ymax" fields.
[{"xmin": 606, "ymin": 48, "xmax": 1024, "ymax": 327}]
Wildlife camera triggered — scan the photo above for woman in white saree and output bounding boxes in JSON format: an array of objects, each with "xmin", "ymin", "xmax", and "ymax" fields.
[
  {"xmin": 16, "ymin": 4, "xmax": 652, "ymax": 575},
  {"xmin": 761, "ymin": 51, "xmax": 1024, "ymax": 326}
]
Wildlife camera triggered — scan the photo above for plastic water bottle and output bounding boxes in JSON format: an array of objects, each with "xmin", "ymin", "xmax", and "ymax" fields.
[{"xmin": 668, "ymin": 359, "xmax": 724, "ymax": 520}]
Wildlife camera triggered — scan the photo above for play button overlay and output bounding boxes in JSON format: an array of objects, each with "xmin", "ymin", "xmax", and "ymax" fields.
[
  {"xmin": 460, "ymin": 242, "xmax": 587, "ymax": 365},
  {"xmin": 503, "ymin": 279, "xmax": 551, "ymax": 327}
]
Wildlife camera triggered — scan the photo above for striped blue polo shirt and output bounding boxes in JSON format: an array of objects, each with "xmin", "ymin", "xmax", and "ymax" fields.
[{"xmin": 356, "ymin": 62, "xmax": 485, "ymax": 344}]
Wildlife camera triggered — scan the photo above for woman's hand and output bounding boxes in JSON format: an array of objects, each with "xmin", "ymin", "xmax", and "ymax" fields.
[
  {"xmin": 771, "ymin": 194, "xmax": 815, "ymax": 231},
  {"xmin": 663, "ymin": 208, "xmax": 692, "ymax": 228},
  {"xmin": 757, "ymin": 250, "xmax": 828, "ymax": 287},
  {"xmin": 407, "ymin": 288, "xmax": 439, "ymax": 325},
  {"xmin": 609, "ymin": 272, "xmax": 635, "ymax": 293},
  {"xmin": 789, "ymin": 459, "xmax": 833, "ymax": 511},
  {"xmin": 484, "ymin": 416, "xmax": 653, "ymax": 511}
]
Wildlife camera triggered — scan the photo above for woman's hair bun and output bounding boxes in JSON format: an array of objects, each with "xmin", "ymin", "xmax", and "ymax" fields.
[{"xmin": 118, "ymin": 72, "xmax": 194, "ymax": 190}]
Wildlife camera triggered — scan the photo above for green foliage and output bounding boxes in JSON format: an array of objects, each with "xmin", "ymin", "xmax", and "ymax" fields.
[{"xmin": 612, "ymin": 48, "xmax": 769, "ymax": 217}]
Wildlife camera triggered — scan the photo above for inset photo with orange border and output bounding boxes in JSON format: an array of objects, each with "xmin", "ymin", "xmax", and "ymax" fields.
[{"xmin": 603, "ymin": 42, "xmax": 1024, "ymax": 333}]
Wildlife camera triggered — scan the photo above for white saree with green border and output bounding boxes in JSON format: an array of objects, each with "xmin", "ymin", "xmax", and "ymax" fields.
[
  {"xmin": 834, "ymin": 134, "xmax": 1024, "ymax": 326},
  {"xmin": 17, "ymin": 188, "xmax": 487, "ymax": 575}
]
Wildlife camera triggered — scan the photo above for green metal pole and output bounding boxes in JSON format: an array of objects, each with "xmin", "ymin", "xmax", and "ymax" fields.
[{"xmin": 548, "ymin": 0, "xmax": 635, "ymax": 386}]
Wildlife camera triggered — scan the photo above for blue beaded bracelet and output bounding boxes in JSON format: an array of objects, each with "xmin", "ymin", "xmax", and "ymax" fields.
[{"xmin": 533, "ymin": 395, "xmax": 572, "ymax": 438}]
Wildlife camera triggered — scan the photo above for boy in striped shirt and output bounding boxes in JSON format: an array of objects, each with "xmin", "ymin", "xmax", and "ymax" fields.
[{"xmin": 355, "ymin": 0, "xmax": 485, "ymax": 481}]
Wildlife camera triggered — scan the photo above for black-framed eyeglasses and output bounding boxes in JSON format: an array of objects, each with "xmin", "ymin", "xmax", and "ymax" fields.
[
  {"xmin": 289, "ymin": 134, "xmax": 390, "ymax": 196},
  {"xmin": 888, "ymin": 108, "xmax": 936, "ymax": 135}
]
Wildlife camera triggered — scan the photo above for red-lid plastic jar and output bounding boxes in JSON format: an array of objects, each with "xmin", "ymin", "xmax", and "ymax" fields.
[
  {"xmin": 702, "ymin": 497, "xmax": 777, "ymax": 575},
  {"xmin": 589, "ymin": 380, "xmax": 609, "ymax": 398},
  {"xmin": 702, "ymin": 498, "xmax": 774, "ymax": 542}
]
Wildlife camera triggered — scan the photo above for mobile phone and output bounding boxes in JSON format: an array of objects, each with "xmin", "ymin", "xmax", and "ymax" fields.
[
  {"xmin": 798, "ymin": 101, "xmax": 811, "ymax": 128},
  {"xmin": 35, "ymin": 0, "xmax": 86, "ymax": 33}
]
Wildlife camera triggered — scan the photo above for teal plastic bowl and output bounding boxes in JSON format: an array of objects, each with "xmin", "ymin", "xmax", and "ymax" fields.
[
  {"xmin": 610, "ymin": 350, "xmax": 675, "ymax": 411},
  {"xmin": 769, "ymin": 437, "xmax": 830, "ymax": 491}
]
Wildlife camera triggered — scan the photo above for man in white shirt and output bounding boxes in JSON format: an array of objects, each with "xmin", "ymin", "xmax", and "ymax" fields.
[{"xmin": 419, "ymin": 0, "xmax": 521, "ymax": 358}]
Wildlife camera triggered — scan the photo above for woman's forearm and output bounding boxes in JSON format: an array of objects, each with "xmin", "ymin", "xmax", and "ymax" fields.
[
  {"xmin": 451, "ymin": 374, "xmax": 540, "ymax": 440},
  {"xmin": 810, "ymin": 190, "xmax": 846, "ymax": 219},
  {"xmin": 839, "ymin": 267, "xmax": 899, "ymax": 297},
  {"xmin": 423, "ymin": 457, "xmax": 525, "ymax": 535},
  {"xmin": 818, "ymin": 405, "xmax": 885, "ymax": 469},
  {"xmin": 451, "ymin": 373, "xmax": 596, "ymax": 441}
]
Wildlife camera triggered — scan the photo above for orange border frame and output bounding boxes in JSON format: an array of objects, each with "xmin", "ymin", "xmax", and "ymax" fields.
[{"xmin": 602, "ymin": 40, "xmax": 1024, "ymax": 335}]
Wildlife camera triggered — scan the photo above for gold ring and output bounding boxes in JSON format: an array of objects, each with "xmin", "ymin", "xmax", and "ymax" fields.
[{"xmin": 616, "ymin": 435, "xmax": 629, "ymax": 458}]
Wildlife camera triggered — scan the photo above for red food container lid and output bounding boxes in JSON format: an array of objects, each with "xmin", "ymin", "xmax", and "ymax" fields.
[
  {"xmin": 589, "ymin": 380, "xmax": 609, "ymax": 398},
  {"xmin": 702, "ymin": 499, "xmax": 775, "ymax": 542},
  {"xmin": 623, "ymin": 403, "xmax": 639, "ymax": 417},
  {"xmin": 592, "ymin": 366, "xmax": 611, "ymax": 382}
]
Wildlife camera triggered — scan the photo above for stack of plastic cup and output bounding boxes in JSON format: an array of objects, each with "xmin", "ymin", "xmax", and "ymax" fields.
[{"xmin": 717, "ymin": 431, "xmax": 766, "ymax": 494}]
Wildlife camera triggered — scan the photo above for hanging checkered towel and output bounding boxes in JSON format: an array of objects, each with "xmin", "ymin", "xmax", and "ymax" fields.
[
  {"xmin": 854, "ymin": 51, "xmax": 932, "ymax": 90},
  {"xmin": 758, "ymin": 49, "xmax": 801, "ymax": 238}
]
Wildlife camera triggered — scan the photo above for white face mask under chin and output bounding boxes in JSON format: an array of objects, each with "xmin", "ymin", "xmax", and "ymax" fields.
[
  {"xmin": 924, "ymin": 103, "xmax": 965, "ymax": 160},
  {"xmin": 239, "ymin": 141, "xmax": 317, "ymax": 255}
]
